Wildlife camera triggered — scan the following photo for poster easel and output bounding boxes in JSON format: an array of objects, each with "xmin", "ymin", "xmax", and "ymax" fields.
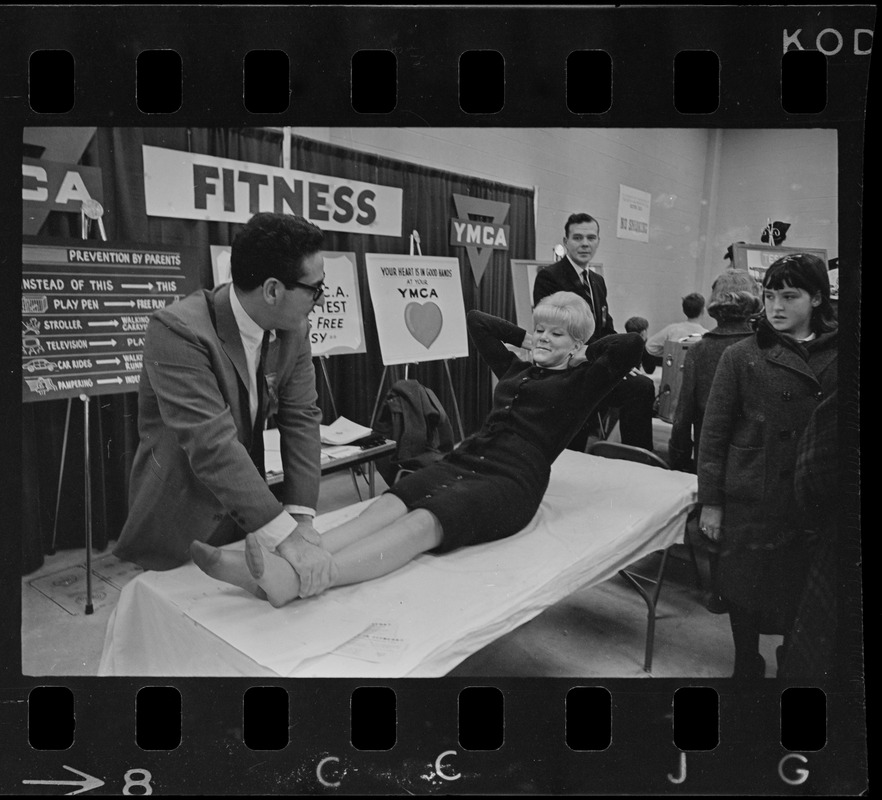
[
  {"xmin": 47, "ymin": 201, "xmax": 107, "ymax": 613},
  {"xmin": 368, "ymin": 359, "xmax": 466, "ymax": 443},
  {"xmin": 365, "ymin": 235, "xmax": 468, "ymax": 442},
  {"xmin": 29, "ymin": 204, "xmax": 199, "ymax": 613}
]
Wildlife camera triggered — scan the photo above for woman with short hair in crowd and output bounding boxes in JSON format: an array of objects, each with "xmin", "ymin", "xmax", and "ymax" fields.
[
  {"xmin": 697, "ymin": 254, "xmax": 838, "ymax": 679},
  {"xmin": 668, "ymin": 269, "xmax": 762, "ymax": 613}
]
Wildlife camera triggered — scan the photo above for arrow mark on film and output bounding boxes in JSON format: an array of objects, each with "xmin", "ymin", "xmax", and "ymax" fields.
[{"xmin": 23, "ymin": 765, "xmax": 105, "ymax": 795}]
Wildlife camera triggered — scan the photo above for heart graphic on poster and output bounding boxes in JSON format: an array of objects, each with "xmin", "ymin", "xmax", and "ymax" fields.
[{"xmin": 404, "ymin": 302, "xmax": 443, "ymax": 349}]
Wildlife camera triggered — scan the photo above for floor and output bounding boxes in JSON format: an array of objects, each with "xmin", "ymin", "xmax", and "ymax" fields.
[{"xmin": 21, "ymin": 419, "xmax": 784, "ymax": 678}]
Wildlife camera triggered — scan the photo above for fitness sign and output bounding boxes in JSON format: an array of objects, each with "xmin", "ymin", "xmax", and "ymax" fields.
[
  {"xmin": 142, "ymin": 145, "xmax": 403, "ymax": 237},
  {"xmin": 21, "ymin": 238, "xmax": 198, "ymax": 402}
]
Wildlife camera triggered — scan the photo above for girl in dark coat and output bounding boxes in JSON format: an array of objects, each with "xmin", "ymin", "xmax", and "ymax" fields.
[
  {"xmin": 194, "ymin": 292, "xmax": 643, "ymax": 606},
  {"xmin": 698, "ymin": 253, "xmax": 838, "ymax": 679}
]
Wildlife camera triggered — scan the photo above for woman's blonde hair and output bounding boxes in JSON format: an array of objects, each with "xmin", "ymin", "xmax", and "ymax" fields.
[
  {"xmin": 533, "ymin": 291, "xmax": 595, "ymax": 343},
  {"xmin": 707, "ymin": 269, "xmax": 762, "ymax": 322}
]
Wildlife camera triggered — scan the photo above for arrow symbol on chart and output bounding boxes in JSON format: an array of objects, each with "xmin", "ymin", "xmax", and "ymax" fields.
[
  {"xmin": 88, "ymin": 320, "xmax": 119, "ymax": 328},
  {"xmin": 23, "ymin": 764, "xmax": 105, "ymax": 795},
  {"xmin": 95, "ymin": 357, "xmax": 121, "ymax": 365},
  {"xmin": 97, "ymin": 377, "xmax": 123, "ymax": 385},
  {"xmin": 91, "ymin": 338, "xmax": 117, "ymax": 346},
  {"xmin": 104, "ymin": 301, "xmax": 136, "ymax": 308},
  {"xmin": 120, "ymin": 282, "xmax": 154, "ymax": 290}
]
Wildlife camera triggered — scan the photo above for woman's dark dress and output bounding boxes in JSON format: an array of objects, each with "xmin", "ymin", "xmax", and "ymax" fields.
[{"xmin": 388, "ymin": 310, "xmax": 644, "ymax": 552}]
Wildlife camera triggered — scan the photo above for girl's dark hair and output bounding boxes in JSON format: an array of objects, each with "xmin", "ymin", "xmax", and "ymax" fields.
[{"xmin": 762, "ymin": 253, "xmax": 837, "ymax": 333}]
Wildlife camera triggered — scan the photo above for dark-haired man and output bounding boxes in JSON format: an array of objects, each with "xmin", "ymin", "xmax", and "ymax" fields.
[
  {"xmin": 115, "ymin": 213, "xmax": 330, "ymax": 594},
  {"xmin": 533, "ymin": 213, "xmax": 656, "ymax": 451}
]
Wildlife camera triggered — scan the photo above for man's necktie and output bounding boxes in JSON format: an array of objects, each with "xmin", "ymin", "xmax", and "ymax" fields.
[
  {"xmin": 581, "ymin": 268, "xmax": 597, "ymax": 325},
  {"xmin": 251, "ymin": 331, "xmax": 270, "ymax": 475}
]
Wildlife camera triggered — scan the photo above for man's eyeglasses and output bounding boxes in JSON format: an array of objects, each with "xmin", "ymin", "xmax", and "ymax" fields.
[{"xmin": 286, "ymin": 280, "xmax": 327, "ymax": 302}]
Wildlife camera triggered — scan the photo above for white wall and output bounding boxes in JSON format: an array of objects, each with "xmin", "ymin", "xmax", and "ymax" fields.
[
  {"xmin": 713, "ymin": 128, "xmax": 839, "ymax": 265},
  {"xmin": 291, "ymin": 126, "xmax": 837, "ymax": 335}
]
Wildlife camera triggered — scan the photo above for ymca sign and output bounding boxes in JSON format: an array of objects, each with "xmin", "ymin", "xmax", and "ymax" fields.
[
  {"xmin": 142, "ymin": 145, "xmax": 403, "ymax": 237},
  {"xmin": 449, "ymin": 193, "xmax": 511, "ymax": 285},
  {"xmin": 22, "ymin": 158, "xmax": 105, "ymax": 235}
]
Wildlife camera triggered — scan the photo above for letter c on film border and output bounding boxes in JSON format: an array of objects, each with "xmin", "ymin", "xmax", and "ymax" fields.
[
  {"xmin": 435, "ymin": 750, "xmax": 461, "ymax": 781},
  {"xmin": 316, "ymin": 756, "xmax": 341, "ymax": 788}
]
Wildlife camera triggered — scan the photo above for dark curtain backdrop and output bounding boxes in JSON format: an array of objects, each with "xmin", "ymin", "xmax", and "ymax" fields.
[{"xmin": 22, "ymin": 127, "xmax": 535, "ymax": 573}]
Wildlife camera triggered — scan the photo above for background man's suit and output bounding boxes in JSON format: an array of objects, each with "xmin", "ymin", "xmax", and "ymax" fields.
[
  {"xmin": 533, "ymin": 258, "xmax": 615, "ymax": 343},
  {"xmin": 533, "ymin": 258, "xmax": 655, "ymax": 451},
  {"xmin": 114, "ymin": 282, "xmax": 322, "ymax": 570}
]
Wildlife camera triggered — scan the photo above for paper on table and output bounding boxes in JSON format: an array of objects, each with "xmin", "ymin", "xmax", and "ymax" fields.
[
  {"xmin": 263, "ymin": 427, "xmax": 283, "ymax": 474},
  {"xmin": 185, "ymin": 582, "xmax": 367, "ymax": 676},
  {"xmin": 331, "ymin": 622, "xmax": 406, "ymax": 663},
  {"xmin": 263, "ymin": 428, "xmax": 357, "ymax": 473},
  {"xmin": 320, "ymin": 416, "xmax": 373, "ymax": 445},
  {"xmin": 323, "ymin": 445, "xmax": 362, "ymax": 459}
]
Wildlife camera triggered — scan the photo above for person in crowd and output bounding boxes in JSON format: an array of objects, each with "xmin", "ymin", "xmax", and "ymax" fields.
[
  {"xmin": 697, "ymin": 253, "xmax": 838, "ymax": 679},
  {"xmin": 192, "ymin": 292, "xmax": 644, "ymax": 606},
  {"xmin": 624, "ymin": 316, "xmax": 649, "ymax": 339},
  {"xmin": 533, "ymin": 213, "xmax": 656, "ymax": 452},
  {"xmin": 777, "ymin": 388, "xmax": 839, "ymax": 683},
  {"xmin": 667, "ymin": 270, "xmax": 761, "ymax": 613},
  {"xmin": 644, "ymin": 292, "xmax": 708, "ymax": 369},
  {"xmin": 624, "ymin": 316, "xmax": 660, "ymax": 374},
  {"xmin": 668, "ymin": 272, "xmax": 760, "ymax": 472},
  {"xmin": 115, "ymin": 213, "xmax": 331, "ymax": 592}
]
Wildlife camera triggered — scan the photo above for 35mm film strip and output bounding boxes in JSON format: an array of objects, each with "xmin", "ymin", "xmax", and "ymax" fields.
[{"xmin": 1, "ymin": 4, "xmax": 868, "ymax": 795}]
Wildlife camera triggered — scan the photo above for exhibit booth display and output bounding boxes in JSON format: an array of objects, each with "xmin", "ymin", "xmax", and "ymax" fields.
[
  {"xmin": 20, "ymin": 126, "xmax": 537, "ymax": 570},
  {"xmin": 729, "ymin": 242, "xmax": 828, "ymax": 285}
]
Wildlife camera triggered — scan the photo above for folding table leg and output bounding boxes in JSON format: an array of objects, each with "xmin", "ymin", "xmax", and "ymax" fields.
[
  {"xmin": 618, "ymin": 546, "xmax": 671, "ymax": 673},
  {"xmin": 348, "ymin": 468, "xmax": 363, "ymax": 502}
]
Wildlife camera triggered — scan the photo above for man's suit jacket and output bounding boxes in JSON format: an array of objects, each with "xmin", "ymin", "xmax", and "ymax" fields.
[
  {"xmin": 114, "ymin": 283, "xmax": 322, "ymax": 570},
  {"xmin": 532, "ymin": 258, "xmax": 616, "ymax": 344}
]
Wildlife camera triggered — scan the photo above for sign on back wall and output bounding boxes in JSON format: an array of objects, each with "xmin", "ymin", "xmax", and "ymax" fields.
[
  {"xmin": 21, "ymin": 238, "xmax": 198, "ymax": 402},
  {"xmin": 365, "ymin": 254, "xmax": 469, "ymax": 366},
  {"xmin": 142, "ymin": 145, "xmax": 404, "ymax": 237}
]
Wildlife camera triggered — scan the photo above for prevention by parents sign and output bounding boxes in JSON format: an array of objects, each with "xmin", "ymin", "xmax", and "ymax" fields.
[{"xmin": 21, "ymin": 238, "xmax": 198, "ymax": 402}]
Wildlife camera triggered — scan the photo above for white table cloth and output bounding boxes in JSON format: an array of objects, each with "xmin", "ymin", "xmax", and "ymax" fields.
[{"xmin": 99, "ymin": 450, "xmax": 697, "ymax": 677}]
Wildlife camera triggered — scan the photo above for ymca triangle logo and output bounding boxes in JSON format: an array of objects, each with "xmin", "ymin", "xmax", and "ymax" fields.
[{"xmin": 449, "ymin": 193, "xmax": 511, "ymax": 285}]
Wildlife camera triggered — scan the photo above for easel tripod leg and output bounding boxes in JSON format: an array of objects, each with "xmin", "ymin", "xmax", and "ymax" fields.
[
  {"xmin": 49, "ymin": 398, "xmax": 73, "ymax": 556},
  {"xmin": 80, "ymin": 394, "xmax": 94, "ymax": 616}
]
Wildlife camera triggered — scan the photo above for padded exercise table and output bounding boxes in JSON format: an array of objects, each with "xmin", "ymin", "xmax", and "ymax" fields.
[{"xmin": 99, "ymin": 449, "xmax": 697, "ymax": 677}]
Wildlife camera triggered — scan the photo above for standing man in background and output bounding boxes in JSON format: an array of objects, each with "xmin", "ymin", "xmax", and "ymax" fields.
[
  {"xmin": 533, "ymin": 212, "xmax": 656, "ymax": 451},
  {"xmin": 116, "ymin": 212, "xmax": 333, "ymax": 598}
]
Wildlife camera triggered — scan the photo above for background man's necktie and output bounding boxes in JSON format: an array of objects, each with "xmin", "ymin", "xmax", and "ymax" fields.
[{"xmin": 581, "ymin": 268, "xmax": 597, "ymax": 323}]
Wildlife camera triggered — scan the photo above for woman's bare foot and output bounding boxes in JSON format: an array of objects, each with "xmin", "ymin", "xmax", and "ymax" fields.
[
  {"xmin": 245, "ymin": 534, "xmax": 302, "ymax": 608},
  {"xmin": 190, "ymin": 540, "xmax": 267, "ymax": 599}
]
